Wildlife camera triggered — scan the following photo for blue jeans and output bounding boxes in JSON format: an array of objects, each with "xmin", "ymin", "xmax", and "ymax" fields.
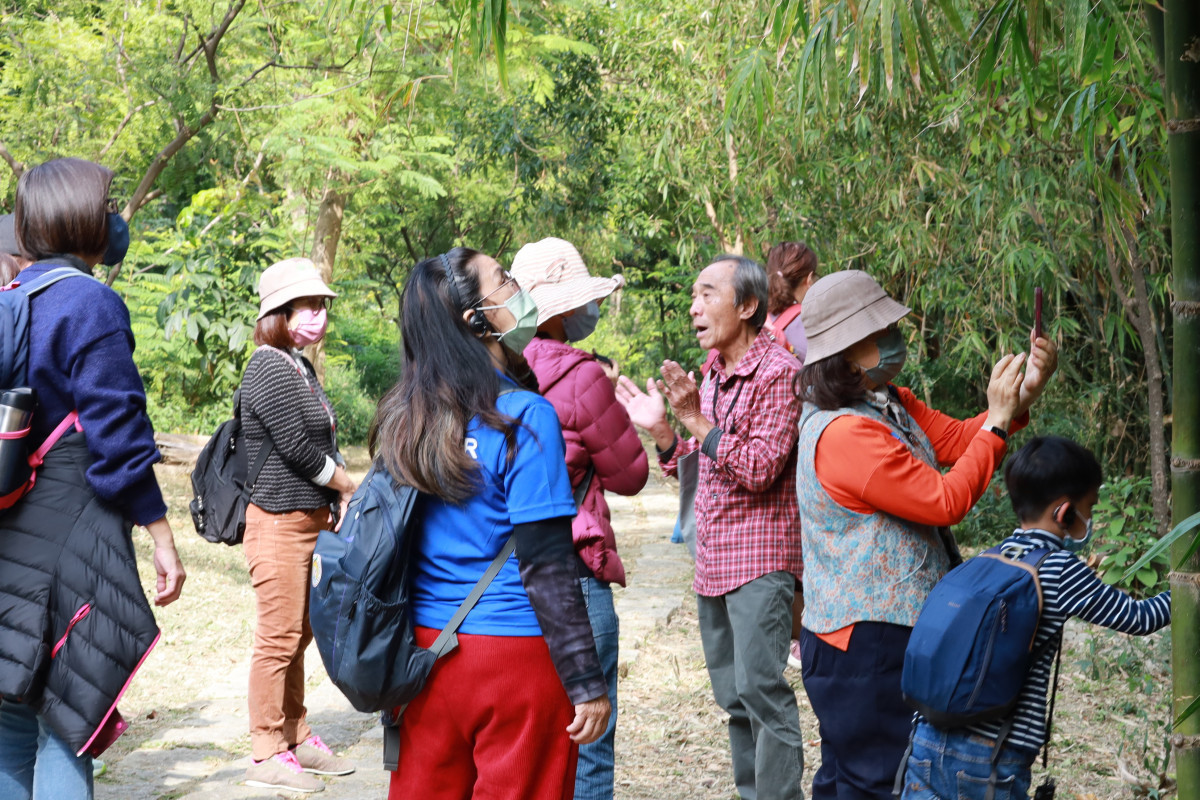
[
  {"xmin": 900, "ymin": 722, "xmax": 1035, "ymax": 800},
  {"xmin": 575, "ymin": 576, "xmax": 619, "ymax": 800},
  {"xmin": 0, "ymin": 700, "xmax": 94, "ymax": 800}
]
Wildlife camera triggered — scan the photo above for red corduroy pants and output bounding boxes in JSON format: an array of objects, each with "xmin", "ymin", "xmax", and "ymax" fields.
[{"xmin": 387, "ymin": 626, "xmax": 578, "ymax": 800}]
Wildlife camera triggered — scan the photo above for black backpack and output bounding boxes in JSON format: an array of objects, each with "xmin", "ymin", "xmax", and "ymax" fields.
[
  {"xmin": 309, "ymin": 460, "xmax": 595, "ymax": 719},
  {"xmin": 188, "ymin": 390, "xmax": 274, "ymax": 545}
]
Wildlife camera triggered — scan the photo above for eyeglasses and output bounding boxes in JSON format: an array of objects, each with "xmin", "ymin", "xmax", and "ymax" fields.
[
  {"xmin": 105, "ymin": 197, "xmax": 120, "ymax": 214},
  {"xmin": 289, "ymin": 297, "xmax": 333, "ymax": 312},
  {"xmin": 479, "ymin": 271, "xmax": 519, "ymax": 305}
]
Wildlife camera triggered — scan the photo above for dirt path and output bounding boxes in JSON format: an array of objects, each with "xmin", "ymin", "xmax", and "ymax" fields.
[
  {"xmin": 96, "ymin": 465, "xmax": 700, "ymax": 799},
  {"xmin": 95, "ymin": 457, "xmax": 1172, "ymax": 799}
]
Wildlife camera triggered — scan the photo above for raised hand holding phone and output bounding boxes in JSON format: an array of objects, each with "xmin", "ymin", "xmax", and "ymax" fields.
[
  {"xmin": 1017, "ymin": 287, "xmax": 1058, "ymax": 416},
  {"xmin": 1035, "ymin": 286, "xmax": 1043, "ymax": 340}
]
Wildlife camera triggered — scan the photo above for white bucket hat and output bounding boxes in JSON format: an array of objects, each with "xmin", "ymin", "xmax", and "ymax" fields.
[
  {"xmin": 801, "ymin": 270, "xmax": 911, "ymax": 363},
  {"xmin": 510, "ymin": 238, "xmax": 624, "ymax": 326},
  {"xmin": 256, "ymin": 257, "xmax": 337, "ymax": 319}
]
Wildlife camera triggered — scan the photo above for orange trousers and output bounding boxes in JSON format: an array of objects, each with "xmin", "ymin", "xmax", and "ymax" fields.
[{"xmin": 243, "ymin": 504, "xmax": 328, "ymax": 761}]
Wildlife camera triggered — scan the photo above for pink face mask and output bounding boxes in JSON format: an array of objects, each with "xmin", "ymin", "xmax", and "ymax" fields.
[{"xmin": 289, "ymin": 307, "xmax": 328, "ymax": 347}]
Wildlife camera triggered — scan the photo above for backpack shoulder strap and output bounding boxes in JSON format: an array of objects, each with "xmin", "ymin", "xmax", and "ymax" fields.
[
  {"xmin": 773, "ymin": 303, "xmax": 803, "ymax": 333},
  {"xmin": 427, "ymin": 536, "xmax": 516, "ymax": 659},
  {"xmin": 10, "ymin": 266, "xmax": 102, "ymax": 298}
]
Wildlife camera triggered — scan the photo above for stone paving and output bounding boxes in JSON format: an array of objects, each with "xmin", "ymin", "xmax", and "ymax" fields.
[{"xmin": 96, "ymin": 474, "xmax": 691, "ymax": 800}]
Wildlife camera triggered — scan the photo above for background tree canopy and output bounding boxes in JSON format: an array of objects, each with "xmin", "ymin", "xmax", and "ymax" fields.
[{"xmin": 0, "ymin": 0, "xmax": 1176, "ymax": 539}]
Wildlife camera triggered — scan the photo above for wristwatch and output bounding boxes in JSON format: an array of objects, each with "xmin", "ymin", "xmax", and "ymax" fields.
[{"xmin": 985, "ymin": 425, "xmax": 1008, "ymax": 442}]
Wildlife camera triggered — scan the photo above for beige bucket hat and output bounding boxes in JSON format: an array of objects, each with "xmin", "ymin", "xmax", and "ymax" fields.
[
  {"xmin": 801, "ymin": 270, "xmax": 910, "ymax": 364},
  {"xmin": 256, "ymin": 257, "xmax": 337, "ymax": 319},
  {"xmin": 510, "ymin": 238, "xmax": 624, "ymax": 325}
]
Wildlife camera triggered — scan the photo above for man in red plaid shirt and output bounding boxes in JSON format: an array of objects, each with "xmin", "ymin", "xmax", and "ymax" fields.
[{"xmin": 617, "ymin": 255, "xmax": 805, "ymax": 800}]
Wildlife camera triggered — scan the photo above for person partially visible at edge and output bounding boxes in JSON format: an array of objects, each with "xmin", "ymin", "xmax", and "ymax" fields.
[
  {"xmin": 373, "ymin": 248, "xmax": 610, "ymax": 800},
  {"xmin": 239, "ymin": 257, "xmax": 358, "ymax": 793},
  {"xmin": 0, "ymin": 214, "xmax": 26, "ymax": 283},
  {"xmin": 764, "ymin": 240, "xmax": 819, "ymax": 671},
  {"xmin": 616, "ymin": 255, "xmax": 805, "ymax": 800},
  {"xmin": 0, "ymin": 158, "xmax": 186, "ymax": 800},
  {"xmin": 765, "ymin": 240, "xmax": 818, "ymax": 365},
  {"xmin": 793, "ymin": 269, "xmax": 1058, "ymax": 800},
  {"xmin": 900, "ymin": 437, "xmax": 1170, "ymax": 800},
  {"xmin": 511, "ymin": 237, "xmax": 650, "ymax": 800}
]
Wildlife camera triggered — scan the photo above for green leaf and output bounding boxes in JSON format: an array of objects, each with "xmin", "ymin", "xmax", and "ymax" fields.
[
  {"xmin": 1177, "ymin": 693, "xmax": 1200, "ymax": 729},
  {"xmin": 880, "ymin": 0, "xmax": 895, "ymax": 93},
  {"xmin": 932, "ymin": 0, "xmax": 966, "ymax": 38},
  {"xmin": 1122, "ymin": 511, "xmax": 1200, "ymax": 582}
]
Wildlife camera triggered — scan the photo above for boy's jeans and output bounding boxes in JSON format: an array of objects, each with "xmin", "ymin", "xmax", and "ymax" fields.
[
  {"xmin": 0, "ymin": 700, "xmax": 94, "ymax": 800},
  {"xmin": 900, "ymin": 721, "xmax": 1035, "ymax": 800}
]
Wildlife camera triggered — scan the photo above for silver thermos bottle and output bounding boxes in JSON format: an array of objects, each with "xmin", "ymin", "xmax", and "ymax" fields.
[{"xmin": 0, "ymin": 388, "xmax": 35, "ymax": 495}]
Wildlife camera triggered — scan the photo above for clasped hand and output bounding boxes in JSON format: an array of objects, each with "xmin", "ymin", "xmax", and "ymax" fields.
[{"xmin": 615, "ymin": 360, "xmax": 710, "ymax": 448}]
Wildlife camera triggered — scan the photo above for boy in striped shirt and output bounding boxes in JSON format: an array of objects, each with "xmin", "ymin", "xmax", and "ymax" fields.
[{"xmin": 900, "ymin": 436, "xmax": 1171, "ymax": 800}]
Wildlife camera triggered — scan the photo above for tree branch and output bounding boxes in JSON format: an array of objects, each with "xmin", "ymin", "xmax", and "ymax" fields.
[
  {"xmin": 0, "ymin": 143, "xmax": 25, "ymax": 179},
  {"xmin": 98, "ymin": 101, "xmax": 157, "ymax": 159},
  {"xmin": 121, "ymin": 0, "xmax": 248, "ymax": 222}
]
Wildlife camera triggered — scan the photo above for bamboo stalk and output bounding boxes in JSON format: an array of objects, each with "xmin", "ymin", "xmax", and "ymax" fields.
[{"xmin": 1166, "ymin": 0, "xmax": 1200, "ymax": 791}]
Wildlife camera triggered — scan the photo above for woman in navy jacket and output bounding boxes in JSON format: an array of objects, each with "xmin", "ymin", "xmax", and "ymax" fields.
[{"xmin": 0, "ymin": 158, "xmax": 185, "ymax": 800}]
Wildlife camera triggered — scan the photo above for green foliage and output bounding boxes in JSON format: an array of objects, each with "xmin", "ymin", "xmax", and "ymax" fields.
[
  {"xmin": 322, "ymin": 308, "xmax": 401, "ymax": 445},
  {"xmin": 1091, "ymin": 477, "xmax": 1169, "ymax": 597}
]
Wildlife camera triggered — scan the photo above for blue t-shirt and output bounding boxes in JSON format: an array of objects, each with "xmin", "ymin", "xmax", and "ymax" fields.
[{"xmin": 410, "ymin": 382, "xmax": 577, "ymax": 635}]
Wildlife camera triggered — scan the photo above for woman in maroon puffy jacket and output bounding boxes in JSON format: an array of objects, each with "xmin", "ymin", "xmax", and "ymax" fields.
[{"xmin": 511, "ymin": 237, "xmax": 649, "ymax": 800}]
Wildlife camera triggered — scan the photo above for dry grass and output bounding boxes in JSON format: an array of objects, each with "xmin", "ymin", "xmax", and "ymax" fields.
[
  {"xmin": 110, "ymin": 449, "xmax": 1174, "ymax": 800},
  {"xmin": 615, "ymin": 604, "xmax": 1173, "ymax": 800}
]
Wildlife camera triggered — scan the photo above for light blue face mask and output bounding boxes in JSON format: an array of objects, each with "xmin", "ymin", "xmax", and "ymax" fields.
[
  {"xmin": 563, "ymin": 301, "xmax": 600, "ymax": 342},
  {"xmin": 864, "ymin": 327, "xmax": 907, "ymax": 386},
  {"xmin": 1062, "ymin": 516, "xmax": 1094, "ymax": 553},
  {"xmin": 480, "ymin": 289, "xmax": 540, "ymax": 353}
]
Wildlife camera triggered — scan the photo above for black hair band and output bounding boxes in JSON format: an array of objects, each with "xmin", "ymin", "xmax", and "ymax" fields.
[{"xmin": 440, "ymin": 252, "xmax": 464, "ymax": 311}]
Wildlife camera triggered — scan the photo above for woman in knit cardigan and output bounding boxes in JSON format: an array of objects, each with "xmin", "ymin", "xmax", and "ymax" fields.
[{"xmin": 238, "ymin": 258, "xmax": 358, "ymax": 793}]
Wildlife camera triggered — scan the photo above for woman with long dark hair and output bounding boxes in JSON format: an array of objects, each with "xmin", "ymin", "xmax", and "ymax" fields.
[
  {"xmin": 0, "ymin": 158, "xmax": 186, "ymax": 800},
  {"xmin": 373, "ymin": 247, "xmax": 609, "ymax": 800}
]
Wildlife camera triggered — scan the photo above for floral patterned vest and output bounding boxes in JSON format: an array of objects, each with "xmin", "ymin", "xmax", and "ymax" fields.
[{"xmin": 795, "ymin": 392, "xmax": 954, "ymax": 633}]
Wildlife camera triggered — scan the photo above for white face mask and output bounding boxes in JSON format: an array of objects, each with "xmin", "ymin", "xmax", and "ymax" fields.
[{"xmin": 563, "ymin": 301, "xmax": 600, "ymax": 342}]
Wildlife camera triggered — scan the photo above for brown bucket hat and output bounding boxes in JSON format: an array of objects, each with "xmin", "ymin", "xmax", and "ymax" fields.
[{"xmin": 800, "ymin": 270, "xmax": 910, "ymax": 364}]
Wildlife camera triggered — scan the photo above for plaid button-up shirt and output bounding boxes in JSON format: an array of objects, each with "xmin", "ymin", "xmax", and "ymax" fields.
[{"xmin": 661, "ymin": 329, "xmax": 803, "ymax": 596}]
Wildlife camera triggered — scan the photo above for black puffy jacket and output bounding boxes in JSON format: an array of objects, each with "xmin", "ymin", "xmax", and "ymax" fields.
[{"xmin": 0, "ymin": 433, "xmax": 159, "ymax": 756}]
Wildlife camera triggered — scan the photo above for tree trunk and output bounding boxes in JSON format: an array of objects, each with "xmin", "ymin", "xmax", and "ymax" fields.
[
  {"xmin": 305, "ymin": 185, "xmax": 345, "ymax": 384},
  {"xmin": 1103, "ymin": 226, "xmax": 1172, "ymax": 536},
  {"xmin": 1166, "ymin": 0, "xmax": 1200, "ymax": 790}
]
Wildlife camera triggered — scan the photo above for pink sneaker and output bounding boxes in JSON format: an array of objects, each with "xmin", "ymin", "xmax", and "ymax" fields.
[{"xmin": 787, "ymin": 639, "xmax": 802, "ymax": 670}]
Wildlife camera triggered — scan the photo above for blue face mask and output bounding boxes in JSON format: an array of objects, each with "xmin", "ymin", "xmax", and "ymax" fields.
[
  {"xmin": 563, "ymin": 301, "xmax": 600, "ymax": 342},
  {"xmin": 1062, "ymin": 516, "xmax": 1093, "ymax": 553},
  {"xmin": 102, "ymin": 213, "xmax": 129, "ymax": 266}
]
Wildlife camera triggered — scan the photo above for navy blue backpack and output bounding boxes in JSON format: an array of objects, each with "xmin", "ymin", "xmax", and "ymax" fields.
[
  {"xmin": 901, "ymin": 545, "xmax": 1053, "ymax": 728},
  {"xmin": 308, "ymin": 464, "xmax": 440, "ymax": 714},
  {"xmin": 0, "ymin": 266, "xmax": 98, "ymax": 509}
]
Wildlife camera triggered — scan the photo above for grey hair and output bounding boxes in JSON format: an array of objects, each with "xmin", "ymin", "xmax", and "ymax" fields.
[{"xmin": 709, "ymin": 254, "xmax": 768, "ymax": 330}]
